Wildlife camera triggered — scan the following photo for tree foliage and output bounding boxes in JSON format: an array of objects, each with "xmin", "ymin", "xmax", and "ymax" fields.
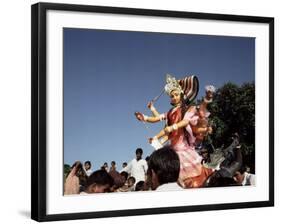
[
  {"xmin": 64, "ymin": 164, "xmax": 71, "ymax": 182},
  {"xmin": 206, "ymin": 82, "xmax": 255, "ymax": 171}
]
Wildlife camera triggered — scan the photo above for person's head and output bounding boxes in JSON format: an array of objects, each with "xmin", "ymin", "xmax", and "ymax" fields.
[
  {"xmin": 85, "ymin": 170, "xmax": 114, "ymax": 193},
  {"xmin": 120, "ymin": 171, "xmax": 129, "ymax": 181},
  {"xmin": 101, "ymin": 162, "xmax": 108, "ymax": 171},
  {"xmin": 233, "ymin": 166, "xmax": 247, "ymax": 184},
  {"xmin": 169, "ymin": 89, "xmax": 183, "ymax": 106},
  {"xmin": 204, "ymin": 171, "xmax": 239, "ymax": 187},
  {"xmin": 200, "ymin": 144, "xmax": 213, "ymax": 163},
  {"xmin": 111, "ymin": 161, "xmax": 116, "ymax": 168},
  {"xmin": 135, "ymin": 148, "xmax": 143, "ymax": 161},
  {"xmin": 201, "ymin": 151, "xmax": 210, "ymax": 164},
  {"xmin": 127, "ymin": 176, "xmax": 136, "ymax": 187},
  {"xmin": 122, "ymin": 162, "xmax": 127, "ymax": 168},
  {"xmin": 84, "ymin": 161, "xmax": 91, "ymax": 171},
  {"xmin": 109, "ymin": 170, "xmax": 126, "ymax": 190},
  {"xmin": 135, "ymin": 181, "xmax": 145, "ymax": 191},
  {"xmin": 148, "ymin": 146, "xmax": 180, "ymax": 190}
]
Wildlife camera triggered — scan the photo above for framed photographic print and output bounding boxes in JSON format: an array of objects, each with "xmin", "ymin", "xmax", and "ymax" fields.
[{"xmin": 31, "ymin": 2, "xmax": 274, "ymax": 222}]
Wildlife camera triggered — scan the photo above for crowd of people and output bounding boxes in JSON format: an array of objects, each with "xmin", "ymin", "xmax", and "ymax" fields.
[
  {"xmin": 64, "ymin": 74, "xmax": 255, "ymax": 195},
  {"xmin": 64, "ymin": 143, "xmax": 255, "ymax": 195}
]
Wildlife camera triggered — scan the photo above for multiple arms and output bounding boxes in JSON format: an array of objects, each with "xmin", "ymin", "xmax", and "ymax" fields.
[
  {"xmin": 135, "ymin": 101, "xmax": 164, "ymax": 123},
  {"xmin": 135, "ymin": 102, "xmax": 191, "ymax": 146},
  {"xmin": 135, "ymin": 102, "xmax": 169, "ymax": 146}
]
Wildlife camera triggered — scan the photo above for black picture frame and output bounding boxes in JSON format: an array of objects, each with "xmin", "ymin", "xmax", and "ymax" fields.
[{"xmin": 31, "ymin": 2, "xmax": 274, "ymax": 222}]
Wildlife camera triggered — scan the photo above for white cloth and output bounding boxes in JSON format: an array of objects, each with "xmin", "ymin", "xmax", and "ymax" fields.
[
  {"xmin": 150, "ymin": 138, "xmax": 163, "ymax": 150},
  {"xmin": 156, "ymin": 182, "xmax": 184, "ymax": 192},
  {"xmin": 85, "ymin": 169, "xmax": 93, "ymax": 177},
  {"xmin": 121, "ymin": 158, "xmax": 148, "ymax": 184},
  {"xmin": 242, "ymin": 172, "xmax": 255, "ymax": 186}
]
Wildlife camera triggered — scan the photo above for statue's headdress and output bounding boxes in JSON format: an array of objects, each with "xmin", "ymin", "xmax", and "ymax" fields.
[
  {"xmin": 164, "ymin": 74, "xmax": 183, "ymax": 96},
  {"xmin": 164, "ymin": 74, "xmax": 199, "ymax": 104}
]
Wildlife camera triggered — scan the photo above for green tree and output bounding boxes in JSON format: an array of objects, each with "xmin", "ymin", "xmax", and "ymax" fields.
[
  {"xmin": 206, "ymin": 82, "xmax": 255, "ymax": 172},
  {"xmin": 64, "ymin": 164, "xmax": 71, "ymax": 182}
]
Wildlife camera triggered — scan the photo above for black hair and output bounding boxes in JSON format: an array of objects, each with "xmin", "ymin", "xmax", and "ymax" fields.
[
  {"xmin": 108, "ymin": 170, "xmax": 125, "ymax": 188},
  {"xmin": 120, "ymin": 171, "xmax": 129, "ymax": 180},
  {"xmin": 86, "ymin": 170, "xmax": 114, "ymax": 188},
  {"xmin": 204, "ymin": 170, "xmax": 239, "ymax": 187},
  {"xmin": 84, "ymin": 161, "xmax": 91, "ymax": 166},
  {"xmin": 127, "ymin": 176, "xmax": 136, "ymax": 184},
  {"xmin": 135, "ymin": 181, "xmax": 145, "ymax": 191},
  {"xmin": 111, "ymin": 161, "xmax": 116, "ymax": 166},
  {"xmin": 122, "ymin": 162, "xmax": 127, "ymax": 166},
  {"xmin": 148, "ymin": 146, "xmax": 180, "ymax": 185},
  {"xmin": 136, "ymin": 148, "xmax": 143, "ymax": 155}
]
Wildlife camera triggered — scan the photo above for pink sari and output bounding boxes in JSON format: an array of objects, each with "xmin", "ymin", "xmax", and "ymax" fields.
[{"xmin": 166, "ymin": 106, "xmax": 213, "ymax": 187}]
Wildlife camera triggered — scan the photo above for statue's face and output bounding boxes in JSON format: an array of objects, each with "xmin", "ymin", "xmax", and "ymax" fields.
[{"xmin": 170, "ymin": 90, "xmax": 181, "ymax": 106}]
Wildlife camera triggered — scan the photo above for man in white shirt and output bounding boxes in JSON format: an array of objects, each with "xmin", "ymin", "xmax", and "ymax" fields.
[
  {"xmin": 84, "ymin": 161, "xmax": 93, "ymax": 177},
  {"xmin": 148, "ymin": 146, "xmax": 184, "ymax": 191},
  {"xmin": 121, "ymin": 148, "xmax": 148, "ymax": 184}
]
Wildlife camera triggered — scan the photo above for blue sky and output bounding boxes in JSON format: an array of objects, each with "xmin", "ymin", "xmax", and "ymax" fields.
[{"xmin": 63, "ymin": 28, "xmax": 255, "ymax": 171}]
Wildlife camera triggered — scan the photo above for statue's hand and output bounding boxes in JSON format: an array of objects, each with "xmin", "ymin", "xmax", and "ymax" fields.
[
  {"xmin": 147, "ymin": 101, "xmax": 153, "ymax": 109},
  {"xmin": 135, "ymin": 112, "xmax": 145, "ymax": 121}
]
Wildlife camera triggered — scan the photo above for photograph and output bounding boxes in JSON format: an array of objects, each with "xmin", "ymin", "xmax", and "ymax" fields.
[{"xmin": 63, "ymin": 28, "xmax": 256, "ymax": 195}]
